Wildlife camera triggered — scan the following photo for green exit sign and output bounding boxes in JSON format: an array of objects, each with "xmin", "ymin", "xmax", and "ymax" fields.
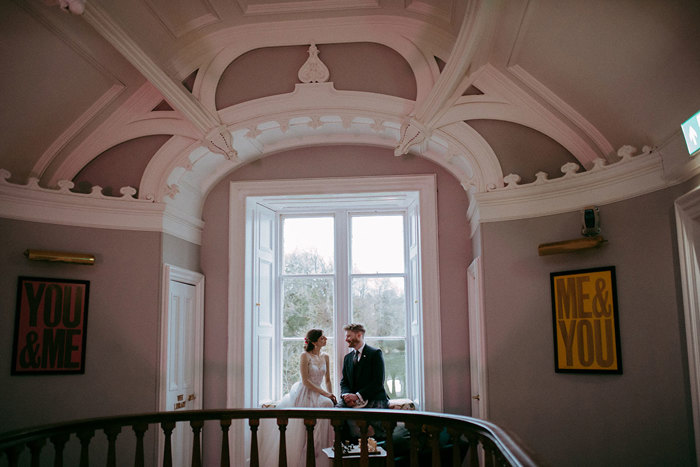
[{"xmin": 681, "ymin": 110, "xmax": 700, "ymax": 156}]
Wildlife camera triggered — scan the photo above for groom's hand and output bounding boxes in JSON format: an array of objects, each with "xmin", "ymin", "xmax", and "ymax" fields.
[{"xmin": 343, "ymin": 393, "xmax": 359, "ymax": 407}]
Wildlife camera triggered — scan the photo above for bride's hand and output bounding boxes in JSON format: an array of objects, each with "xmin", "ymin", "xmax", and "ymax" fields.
[{"xmin": 329, "ymin": 394, "xmax": 337, "ymax": 405}]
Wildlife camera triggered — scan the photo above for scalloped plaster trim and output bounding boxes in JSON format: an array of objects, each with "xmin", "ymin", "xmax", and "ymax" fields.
[
  {"xmin": 466, "ymin": 147, "xmax": 667, "ymax": 236},
  {"xmin": 0, "ymin": 169, "xmax": 203, "ymax": 244}
]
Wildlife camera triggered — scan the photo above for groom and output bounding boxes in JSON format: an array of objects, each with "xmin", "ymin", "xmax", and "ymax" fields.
[{"xmin": 338, "ymin": 323, "xmax": 389, "ymax": 439}]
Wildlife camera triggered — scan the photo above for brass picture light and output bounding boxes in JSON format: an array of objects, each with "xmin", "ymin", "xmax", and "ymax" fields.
[
  {"xmin": 24, "ymin": 249, "xmax": 96, "ymax": 265},
  {"xmin": 538, "ymin": 206, "xmax": 607, "ymax": 256}
]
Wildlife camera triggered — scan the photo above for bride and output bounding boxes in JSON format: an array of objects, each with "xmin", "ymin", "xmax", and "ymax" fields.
[{"xmin": 260, "ymin": 329, "xmax": 337, "ymax": 467}]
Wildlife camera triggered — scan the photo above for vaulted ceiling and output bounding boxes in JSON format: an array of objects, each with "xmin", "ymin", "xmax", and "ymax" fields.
[{"xmin": 1, "ymin": 0, "xmax": 699, "ymax": 231}]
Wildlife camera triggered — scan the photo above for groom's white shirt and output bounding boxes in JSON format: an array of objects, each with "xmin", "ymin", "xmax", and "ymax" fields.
[{"xmin": 350, "ymin": 344, "xmax": 368, "ymax": 407}]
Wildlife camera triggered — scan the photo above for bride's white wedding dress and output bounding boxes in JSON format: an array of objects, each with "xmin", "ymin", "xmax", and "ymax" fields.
[{"xmin": 260, "ymin": 353, "xmax": 334, "ymax": 467}]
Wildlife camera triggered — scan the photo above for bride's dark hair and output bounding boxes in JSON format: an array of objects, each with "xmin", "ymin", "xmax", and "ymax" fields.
[{"xmin": 304, "ymin": 329, "xmax": 323, "ymax": 352}]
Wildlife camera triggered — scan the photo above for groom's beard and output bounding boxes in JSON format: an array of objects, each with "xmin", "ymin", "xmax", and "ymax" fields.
[{"xmin": 346, "ymin": 335, "xmax": 361, "ymax": 349}]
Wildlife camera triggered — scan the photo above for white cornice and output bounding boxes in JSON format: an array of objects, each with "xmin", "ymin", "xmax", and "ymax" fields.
[
  {"xmin": 467, "ymin": 149, "xmax": 668, "ymax": 236},
  {"xmin": 0, "ymin": 172, "xmax": 203, "ymax": 245}
]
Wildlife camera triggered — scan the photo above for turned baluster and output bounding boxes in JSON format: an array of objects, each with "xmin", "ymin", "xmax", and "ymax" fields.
[
  {"xmin": 303, "ymin": 418, "xmax": 316, "ymax": 467},
  {"xmin": 77, "ymin": 429, "xmax": 94, "ymax": 467},
  {"xmin": 190, "ymin": 420, "xmax": 204, "ymax": 467},
  {"xmin": 219, "ymin": 418, "xmax": 231, "ymax": 467},
  {"xmin": 4, "ymin": 444, "xmax": 24, "ymax": 467},
  {"xmin": 404, "ymin": 422, "xmax": 421, "ymax": 467},
  {"xmin": 331, "ymin": 418, "xmax": 344, "ymax": 467},
  {"xmin": 277, "ymin": 416, "xmax": 288, "ymax": 467},
  {"xmin": 28, "ymin": 438, "xmax": 46, "ymax": 467},
  {"xmin": 483, "ymin": 437, "xmax": 496, "ymax": 467},
  {"xmin": 249, "ymin": 418, "xmax": 260, "ymax": 467},
  {"xmin": 161, "ymin": 421, "xmax": 176, "ymax": 467},
  {"xmin": 104, "ymin": 425, "xmax": 121, "ymax": 467},
  {"xmin": 382, "ymin": 420, "xmax": 397, "ymax": 467},
  {"xmin": 425, "ymin": 424, "xmax": 441, "ymax": 467},
  {"xmin": 132, "ymin": 423, "xmax": 148, "ymax": 467},
  {"xmin": 357, "ymin": 419, "xmax": 369, "ymax": 467},
  {"xmin": 49, "ymin": 433, "xmax": 69, "ymax": 467},
  {"xmin": 447, "ymin": 428, "xmax": 462, "ymax": 467},
  {"xmin": 467, "ymin": 433, "xmax": 479, "ymax": 467}
]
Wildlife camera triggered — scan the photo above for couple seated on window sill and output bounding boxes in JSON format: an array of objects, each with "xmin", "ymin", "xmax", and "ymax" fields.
[{"xmin": 259, "ymin": 323, "xmax": 389, "ymax": 467}]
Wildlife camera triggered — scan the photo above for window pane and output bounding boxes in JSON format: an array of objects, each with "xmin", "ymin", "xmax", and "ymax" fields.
[
  {"xmin": 282, "ymin": 339, "xmax": 335, "ymax": 396},
  {"xmin": 283, "ymin": 217, "xmax": 334, "ymax": 274},
  {"xmin": 351, "ymin": 215, "xmax": 404, "ymax": 274},
  {"xmin": 282, "ymin": 277, "xmax": 334, "ymax": 337},
  {"xmin": 366, "ymin": 338, "xmax": 406, "ymax": 399},
  {"xmin": 352, "ymin": 277, "xmax": 405, "ymax": 336}
]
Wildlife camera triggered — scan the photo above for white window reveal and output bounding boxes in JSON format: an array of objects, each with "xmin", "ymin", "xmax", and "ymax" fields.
[{"xmin": 228, "ymin": 176, "xmax": 442, "ymax": 414}]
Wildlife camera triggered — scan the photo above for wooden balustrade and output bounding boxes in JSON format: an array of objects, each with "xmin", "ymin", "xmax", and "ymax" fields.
[{"xmin": 0, "ymin": 409, "xmax": 538, "ymax": 467}]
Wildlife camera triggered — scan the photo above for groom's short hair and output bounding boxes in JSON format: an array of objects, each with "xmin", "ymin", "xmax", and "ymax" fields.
[{"xmin": 344, "ymin": 323, "xmax": 365, "ymax": 334}]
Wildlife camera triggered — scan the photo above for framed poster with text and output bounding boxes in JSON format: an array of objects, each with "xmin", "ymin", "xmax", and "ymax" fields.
[
  {"xmin": 11, "ymin": 276, "xmax": 90, "ymax": 375},
  {"xmin": 550, "ymin": 266, "xmax": 622, "ymax": 373}
]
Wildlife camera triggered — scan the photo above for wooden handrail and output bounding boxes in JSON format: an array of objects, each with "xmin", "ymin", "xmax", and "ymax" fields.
[{"xmin": 0, "ymin": 408, "xmax": 539, "ymax": 466}]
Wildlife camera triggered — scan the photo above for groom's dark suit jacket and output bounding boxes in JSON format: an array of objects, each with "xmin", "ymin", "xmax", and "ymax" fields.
[{"xmin": 340, "ymin": 344, "xmax": 389, "ymax": 405}]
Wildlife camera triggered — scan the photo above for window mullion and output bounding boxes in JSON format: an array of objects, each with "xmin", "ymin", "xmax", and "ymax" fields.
[{"xmin": 334, "ymin": 210, "xmax": 349, "ymax": 394}]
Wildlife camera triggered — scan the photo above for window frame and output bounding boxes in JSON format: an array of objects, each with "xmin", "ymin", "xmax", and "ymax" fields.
[
  {"xmin": 228, "ymin": 175, "xmax": 443, "ymax": 414},
  {"xmin": 277, "ymin": 209, "xmax": 412, "ymax": 400}
]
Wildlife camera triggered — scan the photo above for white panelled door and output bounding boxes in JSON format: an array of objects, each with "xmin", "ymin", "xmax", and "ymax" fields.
[{"xmin": 161, "ymin": 266, "xmax": 204, "ymax": 467}]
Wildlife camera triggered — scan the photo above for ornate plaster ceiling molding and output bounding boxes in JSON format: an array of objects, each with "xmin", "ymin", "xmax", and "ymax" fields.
[
  {"xmin": 178, "ymin": 16, "xmax": 450, "ymax": 103},
  {"xmin": 45, "ymin": 83, "xmax": 200, "ymax": 185},
  {"xmin": 0, "ymin": 167, "xmax": 204, "ymax": 244},
  {"xmin": 507, "ymin": 64, "xmax": 614, "ymax": 157},
  {"xmin": 32, "ymin": 84, "xmax": 125, "ymax": 180},
  {"xmin": 439, "ymin": 64, "xmax": 605, "ymax": 168},
  {"xmin": 466, "ymin": 146, "xmax": 668, "ymax": 236}
]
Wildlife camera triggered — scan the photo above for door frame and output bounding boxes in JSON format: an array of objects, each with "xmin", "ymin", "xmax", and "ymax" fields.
[
  {"xmin": 675, "ymin": 187, "xmax": 700, "ymax": 464},
  {"xmin": 157, "ymin": 264, "xmax": 205, "ymax": 464},
  {"xmin": 468, "ymin": 256, "xmax": 488, "ymax": 419}
]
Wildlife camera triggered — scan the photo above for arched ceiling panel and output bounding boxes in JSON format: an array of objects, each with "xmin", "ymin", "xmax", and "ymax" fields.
[
  {"xmin": 215, "ymin": 42, "xmax": 417, "ymax": 110},
  {"xmin": 72, "ymin": 134, "xmax": 171, "ymax": 196},
  {"xmin": 468, "ymin": 119, "xmax": 577, "ymax": 184}
]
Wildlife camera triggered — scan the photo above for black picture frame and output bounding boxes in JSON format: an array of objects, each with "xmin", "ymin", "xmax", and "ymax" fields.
[
  {"xmin": 550, "ymin": 266, "xmax": 622, "ymax": 374},
  {"xmin": 11, "ymin": 276, "xmax": 90, "ymax": 375}
]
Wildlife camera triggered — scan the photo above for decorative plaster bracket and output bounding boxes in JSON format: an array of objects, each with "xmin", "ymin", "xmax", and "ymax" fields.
[
  {"xmin": 395, "ymin": 119, "xmax": 429, "ymax": 156},
  {"xmin": 205, "ymin": 126, "xmax": 238, "ymax": 160}
]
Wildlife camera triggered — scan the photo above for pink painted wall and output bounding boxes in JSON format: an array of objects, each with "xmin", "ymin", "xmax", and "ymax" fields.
[
  {"xmin": 480, "ymin": 185, "xmax": 695, "ymax": 465},
  {"xmin": 0, "ymin": 218, "xmax": 163, "ymax": 462},
  {"xmin": 200, "ymin": 145, "xmax": 472, "ymax": 415}
]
